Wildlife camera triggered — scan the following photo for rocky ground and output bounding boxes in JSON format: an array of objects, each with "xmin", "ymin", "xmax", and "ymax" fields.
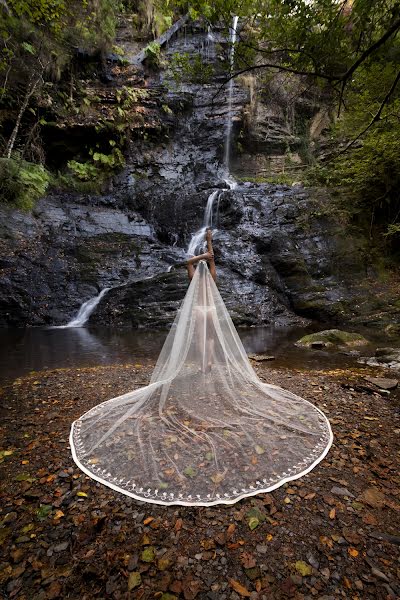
[{"xmin": 1, "ymin": 361, "xmax": 399, "ymax": 600}]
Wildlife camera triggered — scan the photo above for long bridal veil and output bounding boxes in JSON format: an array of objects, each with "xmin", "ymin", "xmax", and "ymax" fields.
[{"xmin": 70, "ymin": 261, "xmax": 333, "ymax": 506}]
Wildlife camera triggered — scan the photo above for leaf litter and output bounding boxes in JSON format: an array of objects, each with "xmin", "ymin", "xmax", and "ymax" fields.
[{"xmin": 0, "ymin": 362, "xmax": 399, "ymax": 599}]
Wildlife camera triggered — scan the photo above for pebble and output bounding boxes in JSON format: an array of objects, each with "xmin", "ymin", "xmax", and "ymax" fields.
[
  {"xmin": 54, "ymin": 541, "xmax": 69, "ymax": 552},
  {"xmin": 331, "ymin": 486, "xmax": 355, "ymax": 498}
]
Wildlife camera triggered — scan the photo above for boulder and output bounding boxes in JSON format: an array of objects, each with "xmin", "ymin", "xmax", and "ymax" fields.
[
  {"xmin": 363, "ymin": 376, "xmax": 398, "ymax": 390},
  {"xmin": 358, "ymin": 347, "xmax": 400, "ymax": 371},
  {"xmin": 296, "ymin": 329, "xmax": 369, "ymax": 349}
]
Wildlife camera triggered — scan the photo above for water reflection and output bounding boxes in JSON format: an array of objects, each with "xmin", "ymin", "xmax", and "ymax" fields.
[{"xmin": 0, "ymin": 324, "xmax": 379, "ymax": 384}]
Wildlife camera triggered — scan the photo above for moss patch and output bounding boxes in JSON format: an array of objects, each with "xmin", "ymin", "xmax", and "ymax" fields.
[{"xmin": 296, "ymin": 329, "xmax": 370, "ymax": 348}]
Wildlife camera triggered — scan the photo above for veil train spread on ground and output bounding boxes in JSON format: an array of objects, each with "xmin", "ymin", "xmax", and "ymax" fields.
[{"xmin": 70, "ymin": 261, "xmax": 333, "ymax": 506}]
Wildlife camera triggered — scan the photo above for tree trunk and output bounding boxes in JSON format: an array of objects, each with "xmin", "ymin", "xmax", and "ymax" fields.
[{"xmin": 5, "ymin": 76, "xmax": 41, "ymax": 159}]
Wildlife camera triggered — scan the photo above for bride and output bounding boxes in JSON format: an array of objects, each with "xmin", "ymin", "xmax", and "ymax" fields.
[{"xmin": 70, "ymin": 229, "xmax": 333, "ymax": 506}]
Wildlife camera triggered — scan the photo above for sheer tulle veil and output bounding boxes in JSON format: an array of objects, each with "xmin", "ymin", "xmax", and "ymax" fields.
[{"xmin": 70, "ymin": 260, "xmax": 333, "ymax": 506}]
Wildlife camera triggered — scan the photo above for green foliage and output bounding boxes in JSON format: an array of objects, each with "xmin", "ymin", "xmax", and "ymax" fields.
[
  {"xmin": 385, "ymin": 224, "xmax": 400, "ymax": 238},
  {"xmin": 67, "ymin": 160, "xmax": 99, "ymax": 182},
  {"xmin": 144, "ymin": 41, "xmax": 162, "ymax": 69},
  {"xmin": 67, "ymin": 144, "xmax": 126, "ymax": 184},
  {"xmin": 174, "ymin": 0, "xmax": 400, "ymax": 252},
  {"xmin": 168, "ymin": 52, "xmax": 214, "ymax": 84},
  {"xmin": 0, "ymin": 157, "xmax": 49, "ymax": 210},
  {"xmin": 128, "ymin": 0, "xmax": 174, "ymax": 38},
  {"xmin": 307, "ymin": 60, "xmax": 400, "ymax": 240}
]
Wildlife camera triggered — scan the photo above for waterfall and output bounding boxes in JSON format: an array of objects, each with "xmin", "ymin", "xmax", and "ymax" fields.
[
  {"xmin": 55, "ymin": 288, "xmax": 110, "ymax": 329},
  {"xmin": 187, "ymin": 190, "xmax": 220, "ymax": 256},
  {"xmin": 223, "ymin": 15, "xmax": 239, "ymax": 171}
]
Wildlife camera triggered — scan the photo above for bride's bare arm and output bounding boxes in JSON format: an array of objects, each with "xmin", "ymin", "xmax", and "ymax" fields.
[
  {"xmin": 206, "ymin": 229, "xmax": 217, "ymax": 282},
  {"xmin": 186, "ymin": 251, "xmax": 214, "ymax": 280}
]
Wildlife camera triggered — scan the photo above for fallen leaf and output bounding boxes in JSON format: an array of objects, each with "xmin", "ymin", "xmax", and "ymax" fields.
[
  {"xmin": 226, "ymin": 523, "xmax": 235, "ymax": 540},
  {"xmin": 36, "ymin": 505, "xmax": 52, "ymax": 520},
  {"xmin": 128, "ymin": 571, "xmax": 141, "ymax": 590},
  {"xmin": 343, "ymin": 575, "xmax": 352, "ymax": 588},
  {"xmin": 241, "ymin": 552, "xmax": 256, "ymax": 569},
  {"xmin": 358, "ymin": 487, "xmax": 386, "ymax": 509},
  {"xmin": 348, "ymin": 547, "xmax": 359, "ymax": 558},
  {"xmin": 228, "ymin": 578, "xmax": 251, "ymax": 597},
  {"xmin": 141, "ymin": 546, "xmax": 156, "ymax": 562},
  {"xmin": 210, "ymin": 472, "xmax": 225, "ymax": 484},
  {"xmin": 158, "ymin": 557, "xmax": 170, "ymax": 571},
  {"xmin": 294, "ymin": 561, "xmax": 312, "ymax": 576},
  {"xmin": 76, "ymin": 491, "xmax": 87, "ymax": 498},
  {"xmin": 329, "ymin": 508, "xmax": 336, "ymax": 519},
  {"xmin": 143, "ymin": 516, "xmax": 154, "ymax": 525},
  {"xmin": 246, "ymin": 506, "xmax": 265, "ymax": 531},
  {"xmin": 320, "ymin": 536, "xmax": 333, "ymax": 549}
]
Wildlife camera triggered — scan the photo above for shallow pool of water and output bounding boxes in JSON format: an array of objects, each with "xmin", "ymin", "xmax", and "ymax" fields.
[{"xmin": 0, "ymin": 323, "xmax": 384, "ymax": 384}]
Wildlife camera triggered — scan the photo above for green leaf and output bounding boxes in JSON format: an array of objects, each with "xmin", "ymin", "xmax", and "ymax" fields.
[
  {"xmin": 246, "ymin": 506, "xmax": 266, "ymax": 530},
  {"xmin": 15, "ymin": 473, "xmax": 36, "ymax": 482},
  {"xmin": 21, "ymin": 42, "xmax": 36, "ymax": 55},
  {"xmin": 184, "ymin": 466, "xmax": 197, "ymax": 478},
  {"xmin": 36, "ymin": 505, "xmax": 52, "ymax": 520},
  {"xmin": 141, "ymin": 546, "xmax": 156, "ymax": 563},
  {"xmin": 248, "ymin": 516, "xmax": 259, "ymax": 530}
]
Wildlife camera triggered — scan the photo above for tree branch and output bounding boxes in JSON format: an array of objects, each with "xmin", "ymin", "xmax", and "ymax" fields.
[
  {"xmin": 326, "ymin": 69, "xmax": 400, "ymax": 162},
  {"xmin": 341, "ymin": 16, "xmax": 400, "ymax": 84}
]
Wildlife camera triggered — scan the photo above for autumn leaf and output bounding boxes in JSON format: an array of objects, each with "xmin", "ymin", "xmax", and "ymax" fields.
[
  {"xmin": 228, "ymin": 578, "xmax": 251, "ymax": 597},
  {"xmin": 241, "ymin": 552, "xmax": 256, "ymax": 569},
  {"xmin": 319, "ymin": 536, "xmax": 333, "ymax": 549},
  {"xmin": 76, "ymin": 491, "xmax": 88, "ymax": 497},
  {"xmin": 143, "ymin": 516, "xmax": 154, "ymax": 525},
  {"xmin": 294, "ymin": 561, "xmax": 312, "ymax": 576},
  {"xmin": 175, "ymin": 518, "xmax": 183, "ymax": 531},
  {"xmin": 348, "ymin": 547, "xmax": 359, "ymax": 558},
  {"xmin": 210, "ymin": 472, "xmax": 225, "ymax": 484},
  {"xmin": 255, "ymin": 445, "xmax": 265, "ymax": 455},
  {"xmin": 158, "ymin": 557, "xmax": 170, "ymax": 571},
  {"xmin": 226, "ymin": 523, "xmax": 235, "ymax": 540},
  {"xmin": 329, "ymin": 508, "xmax": 336, "ymax": 519}
]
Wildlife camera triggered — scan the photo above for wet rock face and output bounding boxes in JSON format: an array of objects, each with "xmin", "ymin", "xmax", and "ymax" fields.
[{"xmin": 0, "ymin": 27, "xmax": 398, "ymax": 330}]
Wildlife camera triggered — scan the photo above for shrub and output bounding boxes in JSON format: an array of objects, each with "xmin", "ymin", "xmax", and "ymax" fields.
[
  {"xmin": 0, "ymin": 158, "xmax": 50, "ymax": 211},
  {"xmin": 144, "ymin": 41, "xmax": 162, "ymax": 69}
]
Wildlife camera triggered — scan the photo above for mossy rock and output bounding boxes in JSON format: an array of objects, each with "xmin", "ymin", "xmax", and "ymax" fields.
[
  {"xmin": 296, "ymin": 329, "xmax": 369, "ymax": 348},
  {"xmin": 385, "ymin": 323, "xmax": 400, "ymax": 337}
]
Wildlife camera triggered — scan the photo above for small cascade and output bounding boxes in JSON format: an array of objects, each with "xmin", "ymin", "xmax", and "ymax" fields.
[
  {"xmin": 56, "ymin": 288, "xmax": 110, "ymax": 329},
  {"xmin": 223, "ymin": 175, "xmax": 237, "ymax": 190},
  {"xmin": 187, "ymin": 190, "xmax": 220, "ymax": 256},
  {"xmin": 223, "ymin": 15, "xmax": 239, "ymax": 171}
]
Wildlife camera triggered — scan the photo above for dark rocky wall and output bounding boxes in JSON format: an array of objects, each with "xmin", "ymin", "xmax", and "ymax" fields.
[{"xmin": 0, "ymin": 25, "xmax": 398, "ymax": 331}]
